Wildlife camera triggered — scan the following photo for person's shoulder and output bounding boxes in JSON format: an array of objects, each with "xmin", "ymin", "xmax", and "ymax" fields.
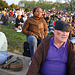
[
  {"xmin": 25, "ymin": 16, "xmax": 34, "ymax": 22},
  {"xmin": 0, "ymin": 32, "xmax": 4, "ymax": 34},
  {"xmin": 68, "ymin": 39, "xmax": 74, "ymax": 48},
  {"xmin": 42, "ymin": 36, "xmax": 51, "ymax": 44},
  {"xmin": 0, "ymin": 32, "xmax": 6, "ymax": 36}
]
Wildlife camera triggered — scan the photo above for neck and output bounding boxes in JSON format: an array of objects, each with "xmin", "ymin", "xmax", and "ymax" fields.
[{"xmin": 54, "ymin": 37, "xmax": 64, "ymax": 48}]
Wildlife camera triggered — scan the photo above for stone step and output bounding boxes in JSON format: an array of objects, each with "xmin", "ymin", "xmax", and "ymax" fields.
[{"xmin": 0, "ymin": 52, "xmax": 31, "ymax": 75}]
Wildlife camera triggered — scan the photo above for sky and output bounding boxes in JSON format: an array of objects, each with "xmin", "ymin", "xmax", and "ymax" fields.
[{"xmin": 5, "ymin": 0, "xmax": 61, "ymax": 5}]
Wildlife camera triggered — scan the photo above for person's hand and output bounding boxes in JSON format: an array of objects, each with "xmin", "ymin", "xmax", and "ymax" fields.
[{"xmin": 18, "ymin": 22, "xmax": 23, "ymax": 25}]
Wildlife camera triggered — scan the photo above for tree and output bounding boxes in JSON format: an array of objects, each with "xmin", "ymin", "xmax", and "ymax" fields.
[
  {"xmin": 10, "ymin": 3, "xmax": 19, "ymax": 9},
  {"xmin": 18, "ymin": 0, "xmax": 74, "ymax": 11},
  {"xmin": 65, "ymin": 0, "xmax": 75, "ymax": 11},
  {"xmin": 0, "ymin": 0, "xmax": 9, "ymax": 8},
  {"xmin": 29, "ymin": 1, "xmax": 36, "ymax": 9}
]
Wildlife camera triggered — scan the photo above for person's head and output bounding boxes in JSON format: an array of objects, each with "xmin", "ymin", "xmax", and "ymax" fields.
[
  {"xmin": 33, "ymin": 7, "xmax": 43, "ymax": 18},
  {"xmin": 24, "ymin": 14, "xmax": 27, "ymax": 18},
  {"xmin": 17, "ymin": 15, "xmax": 21, "ymax": 19},
  {"xmin": 61, "ymin": 17, "xmax": 66, "ymax": 21},
  {"xmin": 2, "ymin": 11, "xmax": 6, "ymax": 16},
  {"xmin": 19, "ymin": 8, "xmax": 21, "ymax": 11},
  {"xmin": 54, "ymin": 20, "xmax": 71, "ymax": 43},
  {"xmin": 33, "ymin": 7, "xmax": 39, "ymax": 14}
]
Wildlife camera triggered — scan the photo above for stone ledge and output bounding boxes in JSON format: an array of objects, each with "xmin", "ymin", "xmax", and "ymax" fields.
[{"xmin": 0, "ymin": 52, "xmax": 31, "ymax": 75}]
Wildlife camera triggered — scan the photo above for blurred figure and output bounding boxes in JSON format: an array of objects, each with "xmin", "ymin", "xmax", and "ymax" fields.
[
  {"xmin": 15, "ymin": 15, "xmax": 24, "ymax": 28},
  {"xmin": 1, "ymin": 11, "xmax": 9, "ymax": 25},
  {"xmin": 9, "ymin": 10, "xmax": 14, "ymax": 20},
  {"xmin": 14, "ymin": 15, "xmax": 24, "ymax": 32},
  {"xmin": 23, "ymin": 14, "xmax": 27, "ymax": 22},
  {"xmin": 0, "ymin": 25, "xmax": 8, "ymax": 64},
  {"xmin": 70, "ymin": 23, "xmax": 75, "ymax": 43},
  {"xmin": 61, "ymin": 17, "xmax": 66, "ymax": 21},
  {"xmin": 22, "ymin": 7, "xmax": 48, "ymax": 62}
]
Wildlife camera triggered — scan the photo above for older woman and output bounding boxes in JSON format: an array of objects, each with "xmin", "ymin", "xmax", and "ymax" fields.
[{"xmin": 0, "ymin": 26, "xmax": 8, "ymax": 64}]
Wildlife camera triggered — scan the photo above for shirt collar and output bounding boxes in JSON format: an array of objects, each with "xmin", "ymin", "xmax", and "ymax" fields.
[{"xmin": 50, "ymin": 36, "xmax": 68, "ymax": 48}]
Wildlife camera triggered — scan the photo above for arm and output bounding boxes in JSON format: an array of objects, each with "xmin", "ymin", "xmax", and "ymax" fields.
[
  {"xmin": 68, "ymin": 42, "xmax": 75, "ymax": 75},
  {"xmin": 22, "ymin": 19, "xmax": 38, "ymax": 38}
]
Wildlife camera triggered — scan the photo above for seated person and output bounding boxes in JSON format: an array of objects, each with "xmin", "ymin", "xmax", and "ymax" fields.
[
  {"xmin": 44, "ymin": 16, "xmax": 54, "ymax": 34},
  {"xmin": 14, "ymin": 15, "xmax": 24, "ymax": 31},
  {"xmin": 70, "ymin": 22, "xmax": 75, "ymax": 43},
  {"xmin": 0, "ymin": 26, "xmax": 8, "ymax": 64},
  {"xmin": 22, "ymin": 7, "xmax": 48, "ymax": 64},
  {"xmin": 1, "ymin": 11, "xmax": 9, "ymax": 25},
  {"xmin": 26, "ymin": 20, "xmax": 75, "ymax": 75},
  {"xmin": 23, "ymin": 14, "xmax": 27, "ymax": 23}
]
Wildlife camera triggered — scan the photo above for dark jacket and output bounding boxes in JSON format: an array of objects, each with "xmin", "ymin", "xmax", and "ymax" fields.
[
  {"xmin": 15, "ymin": 18, "xmax": 23, "ymax": 27},
  {"xmin": 26, "ymin": 36, "xmax": 75, "ymax": 75},
  {"xmin": 22, "ymin": 16, "xmax": 48, "ymax": 40},
  {"xmin": 1, "ymin": 14, "xmax": 9, "ymax": 25}
]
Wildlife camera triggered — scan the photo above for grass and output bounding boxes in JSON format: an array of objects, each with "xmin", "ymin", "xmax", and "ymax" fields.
[
  {"xmin": 0, "ymin": 20, "xmax": 53, "ymax": 54},
  {"xmin": 0, "ymin": 20, "xmax": 26, "ymax": 54}
]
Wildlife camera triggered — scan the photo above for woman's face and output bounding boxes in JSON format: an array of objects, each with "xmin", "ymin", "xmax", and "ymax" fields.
[{"xmin": 34, "ymin": 8, "xmax": 43, "ymax": 18}]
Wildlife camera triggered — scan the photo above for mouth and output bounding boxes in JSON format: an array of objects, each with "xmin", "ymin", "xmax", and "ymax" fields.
[{"xmin": 61, "ymin": 37, "xmax": 67, "ymax": 39}]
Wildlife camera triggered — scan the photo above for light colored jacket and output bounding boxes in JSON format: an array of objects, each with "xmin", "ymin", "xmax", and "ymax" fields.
[{"xmin": 0, "ymin": 32, "xmax": 8, "ymax": 51}]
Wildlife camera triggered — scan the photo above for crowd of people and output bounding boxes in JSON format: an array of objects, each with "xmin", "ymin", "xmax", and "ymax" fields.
[{"xmin": 0, "ymin": 7, "xmax": 75, "ymax": 75}]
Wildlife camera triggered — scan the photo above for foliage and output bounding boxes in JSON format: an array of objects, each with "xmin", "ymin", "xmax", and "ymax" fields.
[
  {"xmin": 10, "ymin": 3, "xmax": 19, "ymax": 9},
  {"xmin": 65, "ymin": 0, "xmax": 75, "ymax": 11},
  {"xmin": 0, "ymin": 0, "xmax": 74, "ymax": 11},
  {"xmin": 18, "ymin": 0, "xmax": 72, "ymax": 11},
  {"xmin": 0, "ymin": 0, "xmax": 19, "ymax": 10},
  {"xmin": 0, "ymin": 0, "xmax": 9, "ymax": 8},
  {"xmin": 25, "ymin": 8, "xmax": 30, "ymax": 12}
]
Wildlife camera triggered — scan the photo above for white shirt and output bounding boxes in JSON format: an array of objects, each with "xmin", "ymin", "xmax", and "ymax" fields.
[{"xmin": 23, "ymin": 17, "xmax": 27, "ymax": 22}]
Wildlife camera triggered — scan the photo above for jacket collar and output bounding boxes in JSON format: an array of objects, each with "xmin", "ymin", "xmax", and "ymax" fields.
[{"xmin": 32, "ymin": 15, "xmax": 43, "ymax": 20}]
